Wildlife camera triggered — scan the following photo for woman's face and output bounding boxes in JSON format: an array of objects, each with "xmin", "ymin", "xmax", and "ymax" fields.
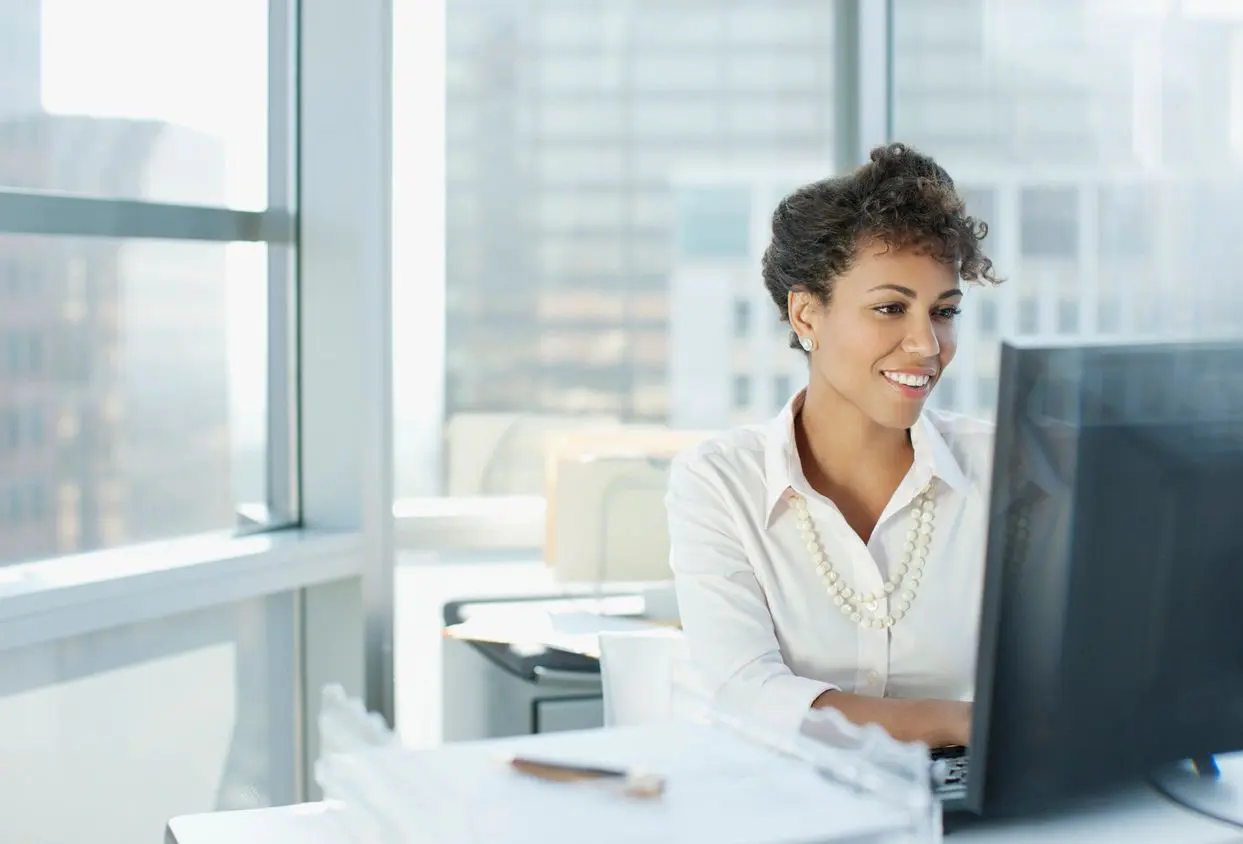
[{"xmin": 789, "ymin": 242, "xmax": 962, "ymax": 431}]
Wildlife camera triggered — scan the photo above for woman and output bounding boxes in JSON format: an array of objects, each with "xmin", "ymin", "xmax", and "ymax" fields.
[{"xmin": 666, "ymin": 143, "xmax": 1001, "ymax": 747}]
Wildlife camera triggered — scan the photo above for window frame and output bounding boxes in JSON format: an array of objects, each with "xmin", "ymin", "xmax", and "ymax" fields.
[
  {"xmin": 0, "ymin": 0, "xmax": 398, "ymax": 798},
  {"xmin": 0, "ymin": 2, "xmax": 300, "ymax": 535}
]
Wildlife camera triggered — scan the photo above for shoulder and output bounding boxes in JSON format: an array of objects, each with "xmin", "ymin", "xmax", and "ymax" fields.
[
  {"xmin": 922, "ymin": 408, "xmax": 996, "ymax": 482},
  {"xmin": 668, "ymin": 423, "xmax": 769, "ymax": 497}
]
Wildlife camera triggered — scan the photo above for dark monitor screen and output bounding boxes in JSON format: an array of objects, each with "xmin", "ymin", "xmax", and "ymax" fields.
[{"xmin": 968, "ymin": 337, "xmax": 1243, "ymax": 817}]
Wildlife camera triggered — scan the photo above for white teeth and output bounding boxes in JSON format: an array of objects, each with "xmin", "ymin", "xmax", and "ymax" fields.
[{"xmin": 884, "ymin": 371, "xmax": 931, "ymax": 388}]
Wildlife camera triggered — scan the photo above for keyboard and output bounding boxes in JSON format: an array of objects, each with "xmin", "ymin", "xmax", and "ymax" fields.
[{"xmin": 930, "ymin": 745, "xmax": 970, "ymax": 799}]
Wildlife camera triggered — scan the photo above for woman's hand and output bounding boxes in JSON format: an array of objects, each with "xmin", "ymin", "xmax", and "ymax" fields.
[
  {"xmin": 812, "ymin": 691, "xmax": 972, "ymax": 747},
  {"xmin": 917, "ymin": 699, "xmax": 972, "ymax": 748}
]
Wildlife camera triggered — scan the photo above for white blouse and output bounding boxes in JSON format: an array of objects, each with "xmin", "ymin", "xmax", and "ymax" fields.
[{"xmin": 666, "ymin": 390, "xmax": 995, "ymax": 734}]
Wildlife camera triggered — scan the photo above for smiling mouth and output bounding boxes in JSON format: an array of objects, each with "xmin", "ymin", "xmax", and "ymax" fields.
[{"xmin": 883, "ymin": 371, "xmax": 933, "ymax": 390}]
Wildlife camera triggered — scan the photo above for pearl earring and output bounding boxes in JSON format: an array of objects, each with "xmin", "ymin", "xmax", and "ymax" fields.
[{"xmin": 799, "ymin": 335, "xmax": 814, "ymax": 353}]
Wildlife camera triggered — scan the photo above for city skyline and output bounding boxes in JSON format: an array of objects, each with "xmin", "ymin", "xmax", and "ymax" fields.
[
  {"xmin": 6, "ymin": 0, "xmax": 1243, "ymax": 510},
  {"xmin": 0, "ymin": 0, "xmax": 248, "ymax": 563},
  {"xmin": 4, "ymin": 0, "xmax": 270, "ymax": 453},
  {"xmin": 438, "ymin": 0, "xmax": 1243, "ymax": 497}
]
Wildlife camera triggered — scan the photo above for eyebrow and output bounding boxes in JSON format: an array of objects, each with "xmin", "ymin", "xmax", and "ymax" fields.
[{"xmin": 869, "ymin": 284, "xmax": 963, "ymax": 300}]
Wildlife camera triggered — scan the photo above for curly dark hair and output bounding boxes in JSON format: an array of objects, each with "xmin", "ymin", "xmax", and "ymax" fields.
[{"xmin": 762, "ymin": 142, "xmax": 1001, "ymax": 349}]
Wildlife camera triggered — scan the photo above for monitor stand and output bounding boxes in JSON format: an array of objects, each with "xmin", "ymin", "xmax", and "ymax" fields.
[{"xmin": 1150, "ymin": 752, "xmax": 1243, "ymax": 827}]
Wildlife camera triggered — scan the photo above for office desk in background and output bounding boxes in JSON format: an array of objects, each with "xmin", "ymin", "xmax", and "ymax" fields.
[{"xmin": 440, "ymin": 591, "xmax": 674, "ymax": 742}]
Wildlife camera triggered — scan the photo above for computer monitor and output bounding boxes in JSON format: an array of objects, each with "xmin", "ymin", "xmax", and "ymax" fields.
[{"xmin": 966, "ymin": 336, "xmax": 1243, "ymax": 822}]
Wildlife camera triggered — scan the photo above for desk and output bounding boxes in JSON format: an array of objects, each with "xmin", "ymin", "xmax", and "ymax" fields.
[
  {"xmin": 168, "ymin": 724, "xmax": 1243, "ymax": 844},
  {"xmin": 440, "ymin": 591, "xmax": 673, "ymax": 741},
  {"xmin": 167, "ymin": 789, "xmax": 1243, "ymax": 844},
  {"xmin": 954, "ymin": 787, "xmax": 1243, "ymax": 842},
  {"xmin": 165, "ymin": 801, "xmax": 343, "ymax": 844}
]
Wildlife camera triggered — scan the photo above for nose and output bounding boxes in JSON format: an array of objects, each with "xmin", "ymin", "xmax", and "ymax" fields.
[{"xmin": 902, "ymin": 315, "xmax": 941, "ymax": 358}]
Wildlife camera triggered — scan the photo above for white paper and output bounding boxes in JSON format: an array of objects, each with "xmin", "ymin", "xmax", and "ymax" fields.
[{"xmin": 335, "ymin": 724, "xmax": 913, "ymax": 844}]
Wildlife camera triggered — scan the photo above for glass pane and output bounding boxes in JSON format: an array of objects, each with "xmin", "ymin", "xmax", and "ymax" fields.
[
  {"xmin": 406, "ymin": 0, "xmax": 837, "ymax": 496},
  {"xmin": 0, "ymin": 0, "xmax": 268, "ymax": 209},
  {"xmin": 893, "ymin": 0, "xmax": 1243, "ymax": 420},
  {"xmin": 0, "ymin": 234, "xmax": 277, "ymax": 566},
  {"xmin": 675, "ymin": 186, "xmax": 752, "ymax": 260},
  {"xmin": 0, "ymin": 594, "xmax": 296, "ymax": 843}
]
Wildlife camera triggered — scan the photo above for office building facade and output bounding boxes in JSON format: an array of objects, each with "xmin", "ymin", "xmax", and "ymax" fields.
[
  {"xmin": 445, "ymin": 0, "xmax": 1243, "ymax": 488},
  {"xmin": 446, "ymin": 0, "xmax": 838, "ymax": 423}
]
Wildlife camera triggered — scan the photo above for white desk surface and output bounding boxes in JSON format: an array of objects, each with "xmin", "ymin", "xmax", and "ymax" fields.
[
  {"xmin": 953, "ymin": 786, "xmax": 1243, "ymax": 842},
  {"xmin": 167, "ymin": 787, "xmax": 1243, "ymax": 844},
  {"xmin": 165, "ymin": 801, "xmax": 342, "ymax": 844}
]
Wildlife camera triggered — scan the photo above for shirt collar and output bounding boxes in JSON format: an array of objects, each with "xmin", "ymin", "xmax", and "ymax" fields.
[
  {"xmin": 762, "ymin": 389, "xmax": 971, "ymax": 525},
  {"xmin": 762, "ymin": 391, "xmax": 807, "ymax": 521}
]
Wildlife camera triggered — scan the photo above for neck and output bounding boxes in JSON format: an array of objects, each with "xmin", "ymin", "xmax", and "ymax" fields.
[{"xmin": 795, "ymin": 379, "xmax": 913, "ymax": 492}]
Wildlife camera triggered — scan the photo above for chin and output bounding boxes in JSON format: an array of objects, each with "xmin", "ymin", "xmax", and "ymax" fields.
[
  {"xmin": 871, "ymin": 399, "xmax": 926, "ymax": 430},
  {"xmin": 870, "ymin": 375, "xmax": 935, "ymax": 428}
]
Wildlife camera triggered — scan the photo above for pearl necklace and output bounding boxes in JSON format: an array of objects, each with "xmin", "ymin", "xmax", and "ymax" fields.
[{"xmin": 791, "ymin": 485, "xmax": 937, "ymax": 630}]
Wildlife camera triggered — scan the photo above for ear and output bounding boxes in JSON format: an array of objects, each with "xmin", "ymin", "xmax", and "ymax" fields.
[{"xmin": 787, "ymin": 289, "xmax": 821, "ymax": 343}]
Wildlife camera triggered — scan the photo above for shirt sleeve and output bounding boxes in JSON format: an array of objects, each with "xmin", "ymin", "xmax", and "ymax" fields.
[{"xmin": 666, "ymin": 450, "xmax": 837, "ymax": 735}]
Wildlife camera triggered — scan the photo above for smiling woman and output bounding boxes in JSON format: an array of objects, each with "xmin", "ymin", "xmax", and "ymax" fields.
[{"xmin": 666, "ymin": 143, "xmax": 1003, "ymax": 747}]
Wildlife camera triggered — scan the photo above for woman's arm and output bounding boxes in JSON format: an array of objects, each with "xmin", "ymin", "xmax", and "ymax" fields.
[
  {"xmin": 667, "ymin": 448, "xmax": 972, "ymax": 747},
  {"xmin": 812, "ymin": 690, "xmax": 971, "ymax": 747},
  {"xmin": 667, "ymin": 451, "xmax": 838, "ymax": 734}
]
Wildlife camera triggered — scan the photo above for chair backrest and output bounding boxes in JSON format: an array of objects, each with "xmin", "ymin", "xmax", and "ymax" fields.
[
  {"xmin": 545, "ymin": 428, "xmax": 713, "ymax": 585},
  {"xmin": 597, "ymin": 628, "xmax": 695, "ymax": 727},
  {"xmin": 445, "ymin": 413, "xmax": 620, "ymax": 496}
]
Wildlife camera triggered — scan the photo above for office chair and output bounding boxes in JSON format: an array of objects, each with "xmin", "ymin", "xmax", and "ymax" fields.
[{"xmin": 598, "ymin": 628, "xmax": 695, "ymax": 727}]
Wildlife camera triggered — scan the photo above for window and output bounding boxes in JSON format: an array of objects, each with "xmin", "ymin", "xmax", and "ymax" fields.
[
  {"xmin": 733, "ymin": 375, "xmax": 752, "ymax": 410},
  {"xmin": 5, "ymin": 331, "xmax": 23, "ymax": 374},
  {"xmin": 1018, "ymin": 297, "xmax": 1039, "ymax": 335},
  {"xmin": 1098, "ymin": 185, "xmax": 1156, "ymax": 259},
  {"xmin": 1098, "ymin": 300, "xmax": 1120, "ymax": 334},
  {"xmin": 25, "ymin": 481, "xmax": 44, "ymax": 522},
  {"xmin": 977, "ymin": 375, "xmax": 999, "ymax": 408},
  {"xmin": 3, "ymin": 408, "xmax": 18, "ymax": 449},
  {"xmin": 1019, "ymin": 187, "xmax": 1079, "ymax": 260},
  {"xmin": 934, "ymin": 377, "xmax": 956, "ymax": 411},
  {"xmin": 8, "ymin": 484, "xmax": 23, "ymax": 523},
  {"xmin": 895, "ymin": 0, "xmax": 1239, "ymax": 418},
  {"xmin": 724, "ymin": 55, "xmax": 825, "ymax": 91},
  {"xmin": 977, "ymin": 298, "xmax": 998, "ymax": 335},
  {"xmin": 675, "ymin": 186, "xmax": 752, "ymax": 260},
  {"xmin": 0, "ymin": 237, "xmax": 283, "ymax": 564},
  {"xmin": 0, "ymin": 0, "xmax": 296, "ymax": 566},
  {"xmin": 734, "ymin": 300, "xmax": 751, "ymax": 338},
  {"xmin": 632, "ymin": 56, "xmax": 720, "ymax": 91},
  {"xmin": 774, "ymin": 375, "xmax": 792, "ymax": 409},
  {"xmin": 724, "ymin": 5, "xmax": 833, "ymax": 44},
  {"xmin": 425, "ymin": 1, "xmax": 842, "ymax": 497},
  {"xmin": 0, "ymin": 0, "xmax": 268, "ymax": 209},
  {"xmin": 959, "ymin": 188, "xmax": 996, "ymax": 227},
  {"xmin": 0, "ymin": 595, "xmax": 299, "ymax": 840},
  {"xmin": 1057, "ymin": 300, "xmax": 1080, "ymax": 334}
]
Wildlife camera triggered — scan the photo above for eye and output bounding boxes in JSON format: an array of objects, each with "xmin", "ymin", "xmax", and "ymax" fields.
[
  {"xmin": 873, "ymin": 303, "xmax": 906, "ymax": 316},
  {"xmin": 934, "ymin": 306, "xmax": 963, "ymax": 321}
]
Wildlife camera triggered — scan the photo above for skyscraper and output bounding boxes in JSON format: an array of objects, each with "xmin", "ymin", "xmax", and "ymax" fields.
[
  {"xmin": 0, "ymin": 22, "xmax": 234, "ymax": 563},
  {"xmin": 445, "ymin": 0, "xmax": 838, "ymax": 428},
  {"xmin": 446, "ymin": 0, "xmax": 1243, "ymax": 454},
  {"xmin": 0, "ymin": 0, "xmax": 40, "ymax": 119}
]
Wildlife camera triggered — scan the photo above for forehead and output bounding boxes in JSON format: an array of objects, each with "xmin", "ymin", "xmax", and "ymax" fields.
[{"xmin": 836, "ymin": 243, "xmax": 959, "ymax": 296}]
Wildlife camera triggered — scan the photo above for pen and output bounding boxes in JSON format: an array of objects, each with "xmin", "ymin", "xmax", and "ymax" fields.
[{"xmin": 507, "ymin": 755, "xmax": 666, "ymax": 798}]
